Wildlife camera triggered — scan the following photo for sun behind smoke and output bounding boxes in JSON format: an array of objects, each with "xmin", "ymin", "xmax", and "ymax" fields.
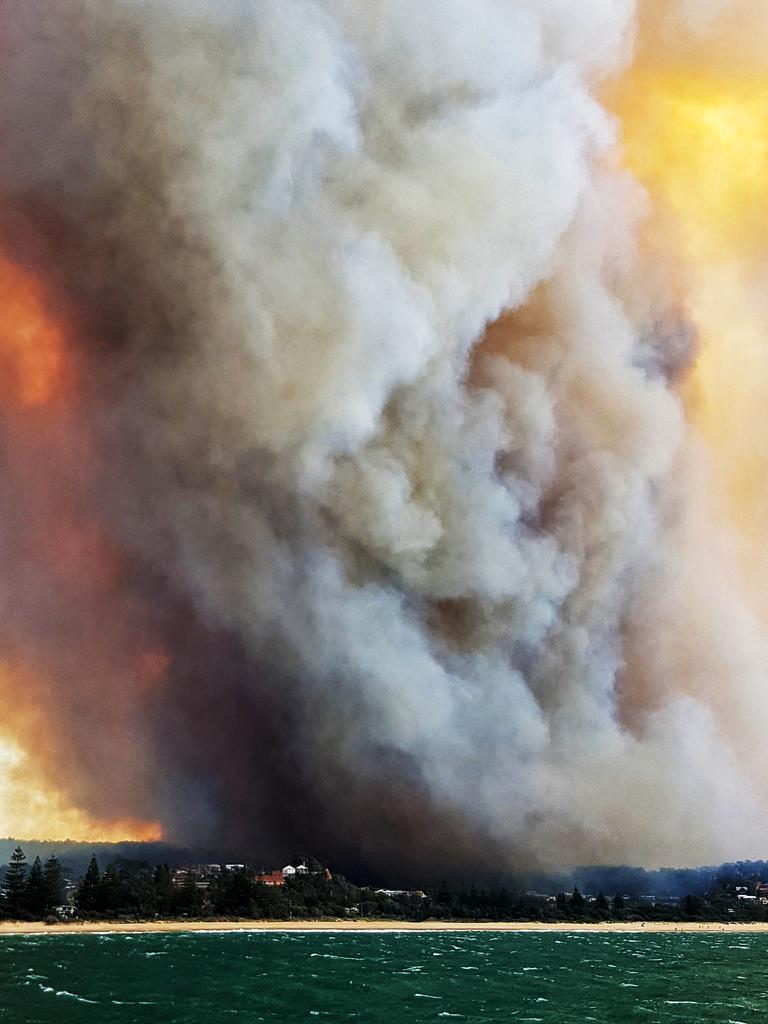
[{"xmin": 615, "ymin": 68, "xmax": 768, "ymax": 587}]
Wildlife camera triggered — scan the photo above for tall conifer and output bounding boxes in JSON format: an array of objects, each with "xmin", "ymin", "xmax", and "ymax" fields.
[
  {"xmin": 2, "ymin": 847, "xmax": 27, "ymax": 919},
  {"xmin": 43, "ymin": 856, "xmax": 64, "ymax": 912},
  {"xmin": 23, "ymin": 857, "xmax": 48, "ymax": 918},
  {"xmin": 76, "ymin": 856, "xmax": 101, "ymax": 914}
]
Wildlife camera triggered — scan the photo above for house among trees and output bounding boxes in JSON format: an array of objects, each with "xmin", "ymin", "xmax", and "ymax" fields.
[
  {"xmin": 375, "ymin": 888, "xmax": 427, "ymax": 899},
  {"xmin": 280, "ymin": 860, "xmax": 332, "ymax": 880},
  {"xmin": 281, "ymin": 863, "xmax": 307, "ymax": 878}
]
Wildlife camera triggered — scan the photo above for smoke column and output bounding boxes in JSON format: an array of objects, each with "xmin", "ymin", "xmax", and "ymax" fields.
[{"xmin": 0, "ymin": 0, "xmax": 768, "ymax": 872}]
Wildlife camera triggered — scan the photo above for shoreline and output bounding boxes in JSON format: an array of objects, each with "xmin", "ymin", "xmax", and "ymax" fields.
[{"xmin": 0, "ymin": 919, "xmax": 767, "ymax": 936}]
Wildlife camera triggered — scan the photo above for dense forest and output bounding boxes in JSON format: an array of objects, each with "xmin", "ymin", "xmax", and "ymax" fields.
[{"xmin": 3, "ymin": 845, "xmax": 768, "ymax": 923}]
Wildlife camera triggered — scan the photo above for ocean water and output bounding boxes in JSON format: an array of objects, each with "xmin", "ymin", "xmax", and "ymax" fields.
[{"xmin": 0, "ymin": 929, "xmax": 764, "ymax": 1023}]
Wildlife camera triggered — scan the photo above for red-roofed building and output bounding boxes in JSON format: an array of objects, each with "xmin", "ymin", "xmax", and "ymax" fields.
[{"xmin": 255, "ymin": 870, "xmax": 285, "ymax": 887}]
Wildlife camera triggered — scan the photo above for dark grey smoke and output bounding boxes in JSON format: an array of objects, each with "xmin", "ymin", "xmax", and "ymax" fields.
[{"xmin": 0, "ymin": 0, "xmax": 767, "ymax": 876}]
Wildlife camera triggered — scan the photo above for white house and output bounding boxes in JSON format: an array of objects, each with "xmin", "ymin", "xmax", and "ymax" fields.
[{"xmin": 282, "ymin": 863, "xmax": 309, "ymax": 878}]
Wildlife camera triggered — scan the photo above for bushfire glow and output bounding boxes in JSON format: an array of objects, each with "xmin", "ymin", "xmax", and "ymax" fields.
[{"xmin": 0, "ymin": 0, "xmax": 767, "ymax": 873}]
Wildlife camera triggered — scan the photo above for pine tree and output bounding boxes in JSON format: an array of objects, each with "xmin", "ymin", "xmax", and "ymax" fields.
[
  {"xmin": 76, "ymin": 856, "xmax": 101, "ymax": 915},
  {"xmin": 570, "ymin": 886, "xmax": 585, "ymax": 909},
  {"xmin": 2, "ymin": 847, "xmax": 27, "ymax": 919},
  {"xmin": 595, "ymin": 891, "xmax": 609, "ymax": 911},
  {"xmin": 154, "ymin": 864, "xmax": 173, "ymax": 916},
  {"xmin": 43, "ymin": 857, "xmax": 64, "ymax": 913},
  {"xmin": 23, "ymin": 857, "xmax": 48, "ymax": 919}
]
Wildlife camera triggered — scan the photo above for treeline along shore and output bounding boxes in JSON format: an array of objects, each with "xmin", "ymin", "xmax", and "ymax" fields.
[{"xmin": 5, "ymin": 845, "xmax": 768, "ymax": 926}]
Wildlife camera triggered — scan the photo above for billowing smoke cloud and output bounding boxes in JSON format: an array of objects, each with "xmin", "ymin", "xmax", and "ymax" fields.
[{"xmin": 1, "ymin": 0, "xmax": 768, "ymax": 874}]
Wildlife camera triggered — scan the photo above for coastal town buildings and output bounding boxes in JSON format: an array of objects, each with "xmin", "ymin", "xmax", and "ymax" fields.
[{"xmin": 170, "ymin": 860, "xmax": 331, "ymax": 890}]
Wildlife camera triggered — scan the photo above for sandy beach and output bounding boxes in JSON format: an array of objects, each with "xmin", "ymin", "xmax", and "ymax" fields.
[{"xmin": 0, "ymin": 919, "xmax": 765, "ymax": 936}]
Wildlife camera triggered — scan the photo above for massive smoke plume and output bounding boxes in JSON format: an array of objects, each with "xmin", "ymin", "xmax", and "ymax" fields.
[{"xmin": 1, "ymin": 0, "xmax": 768, "ymax": 874}]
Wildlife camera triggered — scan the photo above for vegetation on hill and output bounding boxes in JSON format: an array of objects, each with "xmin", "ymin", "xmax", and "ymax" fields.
[{"xmin": 4, "ymin": 845, "xmax": 768, "ymax": 923}]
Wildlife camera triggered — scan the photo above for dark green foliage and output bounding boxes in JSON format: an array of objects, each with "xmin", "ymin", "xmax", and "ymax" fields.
[
  {"xmin": 96, "ymin": 864, "xmax": 125, "ymax": 914},
  {"xmin": 2, "ymin": 847, "xmax": 27, "ymax": 919},
  {"xmin": 114, "ymin": 861, "xmax": 156, "ymax": 917},
  {"xmin": 173, "ymin": 875, "xmax": 205, "ymax": 918},
  {"xmin": 2, "ymin": 845, "xmax": 768, "ymax": 925},
  {"xmin": 211, "ymin": 869, "xmax": 255, "ymax": 916},
  {"xmin": 683, "ymin": 894, "xmax": 703, "ymax": 917},
  {"xmin": 75, "ymin": 856, "xmax": 101, "ymax": 915},
  {"xmin": 23, "ymin": 857, "xmax": 48, "ymax": 918},
  {"xmin": 43, "ymin": 856, "xmax": 64, "ymax": 911},
  {"xmin": 154, "ymin": 864, "xmax": 174, "ymax": 916}
]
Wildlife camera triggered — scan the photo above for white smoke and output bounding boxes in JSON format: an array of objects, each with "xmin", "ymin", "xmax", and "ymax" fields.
[{"xmin": 2, "ymin": 0, "xmax": 768, "ymax": 869}]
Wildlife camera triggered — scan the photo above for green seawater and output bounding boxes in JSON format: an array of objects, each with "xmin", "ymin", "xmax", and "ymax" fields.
[{"xmin": 0, "ymin": 930, "xmax": 763, "ymax": 1023}]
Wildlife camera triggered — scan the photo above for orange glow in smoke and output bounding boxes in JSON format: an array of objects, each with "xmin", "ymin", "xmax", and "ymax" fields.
[
  {"xmin": 0, "ymin": 658, "xmax": 164, "ymax": 842},
  {"xmin": 0, "ymin": 734, "xmax": 162, "ymax": 842},
  {"xmin": 0, "ymin": 256, "xmax": 163, "ymax": 843},
  {"xmin": 616, "ymin": 70, "xmax": 768, "ymax": 550},
  {"xmin": 0, "ymin": 726, "xmax": 162, "ymax": 843},
  {"xmin": 0, "ymin": 256, "xmax": 67, "ymax": 407}
]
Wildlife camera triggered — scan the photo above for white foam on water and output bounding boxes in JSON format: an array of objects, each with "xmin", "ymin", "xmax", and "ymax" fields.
[
  {"xmin": 308, "ymin": 953, "xmax": 365, "ymax": 960},
  {"xmin": 55, "ymin": 989, "xmax": 98, "ymax": 1004}
]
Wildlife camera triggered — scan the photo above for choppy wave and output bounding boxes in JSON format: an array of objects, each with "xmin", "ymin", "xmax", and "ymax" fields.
[{"xmin": 1, "ymin": 931, "xmax": 767, "ymax": 1022}]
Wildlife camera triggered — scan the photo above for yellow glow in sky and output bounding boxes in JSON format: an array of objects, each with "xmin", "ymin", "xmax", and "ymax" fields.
[
  {"xmin": 617, "ymin": 71, "xmax": 768, "ymax": 550},
  {"xmin": 0, "ymin": 735, "xmax": 161, "ymax": 843}
]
